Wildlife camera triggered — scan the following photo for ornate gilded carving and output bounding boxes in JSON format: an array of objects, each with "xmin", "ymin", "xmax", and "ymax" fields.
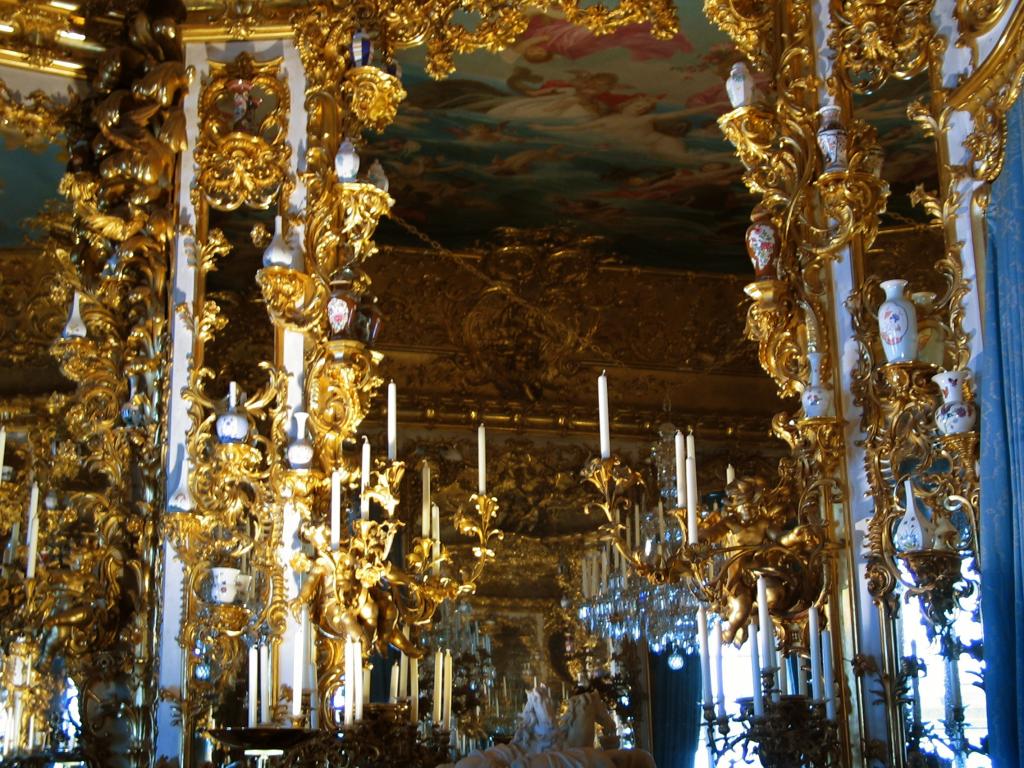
[
  {"xmin": 828, "ymin": 0, "xmax": 938, "ymax": 93},
  {"xmin": 0, "ymin": 250, "xmax": 66, "ymax": 368},
  {"xmin": 194, "ymin": 52, "xmax": 291, "ymax": 211},
  {"xmin": 0, "ymin": 80, "xmax": 71, "ymax": 146}
]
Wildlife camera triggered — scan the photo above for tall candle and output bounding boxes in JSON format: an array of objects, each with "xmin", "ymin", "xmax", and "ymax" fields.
[
  {"xmin": 229, "ymin": 380, "xmax": 238, "ymax": 409},
  {"xmin": 344, "ymin": 638, "xmax": 355, "ymax": 725},
  {"xmin": 360, "ymin": 437, "xmax": 371, "ymax": 520},
  {"xmin": 674, "ymin": 430, "xmax": 685, "ymax": 508},
  {"xmin": 443, "ymin": 649, "xmax": 454, "ymax": 727},
  {"xmin": 809, "ymin": 606, "xmax": 822, "ymax": 700},
  {"xmin": 433, "ymin": 650, "xmax": 443, "ymax": 723},
  {"xmin": 410, "ymin": 656, "xmax": 419, "ymax": 723},
  {"xmin": 330, "ymin": 470, "xmax": 341, "ymax": 549},
  {"xmin": 822, "ymin": 629, "xmax": 836, "ymax": 720},
  {"xmin": 477, "ymin": 423, "xmax": 487, "ymax": 494},
  {"xmin": 248, "ymin": 646, "xmax": 258, "ymax": 727},
  {"xmin": 757, "ymin": 576, "xmax": 773, "ymax": 672},
  {"xmin": 797, "ymin": 654, "xmax": 808, "ymax": 696},
  {"xmin": 686, "ymin": 448, "xmax": 698, "ymax": 544},
  {"xmin": 421, "ymin": 462, "xmax": 431, "ymax": 538},
  {"xmin": 387, "ymin": 381, "xmax": 397, "ymax": 461},
  {"xmin": 259, "ymin": 644, "xmax": 271, "ymax": 724},
  {"xmin": 390, "ymin": 663, "xmax": 400, "ymax": 703},
  {"xmin": 0, "ymin": 426, "xmax": 7, "ymax": 484},
  {"xmin": 726, "ymin": 463, "xmax": 735, "ymax": 485},
  {"xmin": 749, "ymin": 622, "xmax": 764, "ymax": 717},
  {"xmin": 697, "ymin": 607, "xmax": 713, "ymax": 704},
  {"xmin": 361, "ymin": 665, "xmax": 370, "ymax": 707},
  {"xmin": 25, "ymin": 483, "xmax": 39, "ymax": 579},
  {"xmin": 400, "ymin": 649, "xmax": 409, "ymax": 698},
  {"xmin": 598, "ymin": 371, "xmax": 610, "ymax": 459},
  {"xmin": 714, "ymin": 620, "xmax": 726, "ymax": 718},
  {"xmin": 308, "ymin": 617, "xmax": 319, "ymax": 730},
  {"xmin": 292, "ymin": 609, "xmax": 306, "ymax": 718},
  {"xmin": 431, "ymin": 503, "xmax": 441, "ymax": 575},
  {"xmin": 779, "ymin": 654, "xmax": 789, "ymax": 695}
]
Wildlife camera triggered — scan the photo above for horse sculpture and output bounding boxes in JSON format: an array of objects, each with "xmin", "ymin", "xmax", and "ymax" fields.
[{"xmin": 453, "ymin": 686, "xmax": 656, "ymax": 768}]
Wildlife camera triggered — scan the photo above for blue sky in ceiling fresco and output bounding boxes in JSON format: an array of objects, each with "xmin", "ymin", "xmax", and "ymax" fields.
[
  {"xmin": 0, "ymin": 139, "xmax": 64, "ymax": 247},
  {"xmin": 376, "ymin": 5, "xmax": 755, "ymax": 271}
]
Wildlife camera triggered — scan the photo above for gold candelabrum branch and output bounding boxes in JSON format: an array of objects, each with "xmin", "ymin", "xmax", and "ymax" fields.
[{"xmin": 580, "ymin": 455, "xmax": 836, "ymax": 654}]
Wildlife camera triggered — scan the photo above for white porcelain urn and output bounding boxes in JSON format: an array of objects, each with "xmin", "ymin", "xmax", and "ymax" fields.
[
  {"xmin": 801, "ymin": 351, "xmax": 832, "ymax": 418},
  {"xmin": 877, "ymin": 279, "xmax": 918, "ymax": 363},
  {"xmin": 210, "ymin": 566, "xmax": 241, "ymax": 604},
  {"xmin": 932, "ymin": 370, "xmax": 977, "ymax": 435}
]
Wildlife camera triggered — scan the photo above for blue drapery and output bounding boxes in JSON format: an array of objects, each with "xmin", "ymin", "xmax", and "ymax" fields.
[
  {"xmin": 980, "ymin": 94, "xmax": 1024, "ymax": 765},
  {"xmin": 648, "ymin": 651, "xmax": 701, "ymax": 768}
]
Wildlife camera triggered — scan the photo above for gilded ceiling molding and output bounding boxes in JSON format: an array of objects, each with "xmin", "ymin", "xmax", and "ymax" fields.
[
  {"xmin": 0, "ymin": 0, "xmax": 109, "ymax": 77},
  {"xmin": 185, "ymin": 0, "xmax": 678, "ymax": 76},
  {"xmin": 946, "ymin": 0, "xmax": 1024, "ymax": 181},
  {"xmin": 0, "ymin": 79, "xmax": 71, "ymax": 145}
]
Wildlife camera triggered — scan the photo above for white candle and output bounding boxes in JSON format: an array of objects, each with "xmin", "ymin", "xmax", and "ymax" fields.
[
  {"xmin": 433, "ymin": 650, "xmax": 443, "ymax": 723},
  {"xmin": 809, "ymin": 606, "xmax": 822, "ymax": 700},
  {"xmin": 726, "ymin": 463, "xmax": 735, "ymax": 485},
  {"xmin": 399, "ymin": 648, "xmax": 409, "ymax": 697},
  {"xmin": 360, "ymin": 436, "xmax": 371, "ymax": 520},
  {"xmin": 410, "ymin": 656, "xmax": 419, "ymax": 722},
  {"xmin": 229, "ymin": 381, "xmax": 238, "ymax": 409},
  {"xmin": 757, "ymin": 577, "xmax": 773, "ymax": 672},
  {"xmin": 749, "ymin": 622, "xmax": 764, "ymax": 717},
  {"xmin": 431, "ymin": 503, "xmax": 441, "ymax": 576},
  {"xmin": 330, "ymin": 470, "xmax": 341, "ymax": 549},
  {"xmin": 248, "ymin": 645, "xmax": 258, "ymax": 727},
  {"xmin": 714, "ymin": 620, "xmax": 726, "ymax": 718},
  {"xmin": 421, "ymin": 462, "xmax": 431, "ymax": 538},
  {"xmin": 797, "ymin": 654, "xmax": 808, "ymax": 696},
  {"xmin": 477, "ymin": 423, "xmax": 487, "ymax": 494},
  {"xmin": 0, "ymin": 426, "xmax": 7, "ymax": 484},
  {"xmin": 25, "ymin": 483, "xmax": 39, "ymax": 579},
  {"xmin": 598, "ymin": 371, "xmax": 611, "ymax": 459},
  {"xmin": 309, "ymin": 622, "xmax": 319, "ymax": 730},
  {"xmin": 361, "ymin": 665, "xmax": 370, "ymax": 707},
  {"xmin": 344, "ymin": 638, "xmax": 354, "ymax": 725},
  {"xmin": 390, "ymin": 662, "xmax": 400, "ymax": 703},
  {"xmin": 674, "ymin": 430, "xmax": 686, "ymax": 508},
  {"xmin": 822, "ymin": 629, "xmax": 836, "ymax": 720},
  {"xmin": 686, "ymin": 449, "xmax": 699, "ymax": 544},
  {"xmin": 443, "ymin": 649, "xmax": 454, "ymax": 727},
  {"xmin": 292, "ymin": 609, "xmax": 306, "ymax": 718},
  {"xmin": 779, "ymin": 654, "xmax": 789, "ymax": 695},
  {"xmin": 387, "ymin": 380, "xmax": 397, "ymax": 461},
  {"xmin": 697, "ymin": 607, "xmax": 713, "ymax": 704},
  {"xmin": 259, "ymin": 644, "xmax": 271, "ymax": 724}
]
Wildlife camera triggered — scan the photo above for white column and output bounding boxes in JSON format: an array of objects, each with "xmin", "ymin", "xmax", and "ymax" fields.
[{"xmin": 155, "ymin": 39, "xmax": 208, "ymax": 762}]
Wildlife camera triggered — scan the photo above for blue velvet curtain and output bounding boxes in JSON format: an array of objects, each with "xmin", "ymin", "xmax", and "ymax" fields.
[
  {"xmin": 648, "ymin": 651, "xmax": 701, "ymax": 768},
  {"xmin": 980, "ymin": 94, "xmax": 1024, "ymax": 765}
]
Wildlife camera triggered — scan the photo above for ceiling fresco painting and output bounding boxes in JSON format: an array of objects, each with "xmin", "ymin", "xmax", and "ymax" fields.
[{"xmin": 376, "ymin": 5, "xmax": 755, "ymax": 271}]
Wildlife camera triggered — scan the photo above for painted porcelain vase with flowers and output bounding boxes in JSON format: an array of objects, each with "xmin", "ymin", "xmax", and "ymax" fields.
[
  {"xmin": 745, "ymin": 212, "xmax": 779, "ymax": 280},
  {"xmin": 878, "ymin": 279, "xmax": 918, "ymax": 363},
  {"xmin": 932, "ymin": 370, "xmax": 977, "ymax": 435},
  {"xmin": 817, "ymin": 105, "xmax": 848, "ymax": 172},
  {"xmin": 801, "ymin": 350, "xmax": 832, "ymax": 418}
]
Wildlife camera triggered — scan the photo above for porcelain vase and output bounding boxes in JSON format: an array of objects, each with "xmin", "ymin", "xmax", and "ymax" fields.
[
  {"xmin": 262, "ymin": 215, "xmax": 301, "ymax": 269},
  {"xmin": 932, "ymin": 370, "xmax": 977, "ymax": 435},
  {"xmin": 893, "ymin": 480, "xmax": 934, "ymax": 552},
  {"xmin": 216, "ymin": 404, "xmax": 249, "ymax": 444},
  {"xmin": 745, "ymin": 219, "xmax": 779, "ymax": 279},
  {"xmin": 62, "ymin": 290, "xmax": 87, "ymax": 339},
  {"xmin": 210, "ymin": 566, "xmax": 241, "ymax": 604},
  {"xmin": 878, "ymin": 279, "xmax": 918, "ymax": 363},
  {"xmin": 726, "ymin": 62, "xmax": 754, "ymax": 109},
  {"xmin": 801, "ymin": 351, "xmax": 832, "ymax": 418},
  {"xmin": 287, "ymin": 411, "xmax": 315, "ymax": 469}
]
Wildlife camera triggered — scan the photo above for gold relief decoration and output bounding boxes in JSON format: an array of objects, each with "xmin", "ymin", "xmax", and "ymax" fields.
[
  {"xmin": 0, "ymin": 79, "xmax": 72, "ymax": 146},
  {"xmin": 0, "ymin": 250, "xmax": 67, "ymax": 367},
  {"xmin": 827, "ymin": 0, "xmax": 938, "ymax": 93},
  {"xmin": 194, "ymin": 51, "xmax": 291, "ymax": 211},
  {"xmin": 702, "ymin": 0, "xmax": 775, "ymax": 71},
  {"xmin": 0, "ymin": 9, "xmax": 185, "ymax": 765},
  {"xmin": 342, "ymin": 65, "xmax": 407, "ymax": 133}
]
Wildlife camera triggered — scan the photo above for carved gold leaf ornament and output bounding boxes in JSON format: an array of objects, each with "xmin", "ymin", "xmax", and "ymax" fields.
[{"xmin": 195, "ymin": 52, "xmax": 291, "ymax": 211}]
